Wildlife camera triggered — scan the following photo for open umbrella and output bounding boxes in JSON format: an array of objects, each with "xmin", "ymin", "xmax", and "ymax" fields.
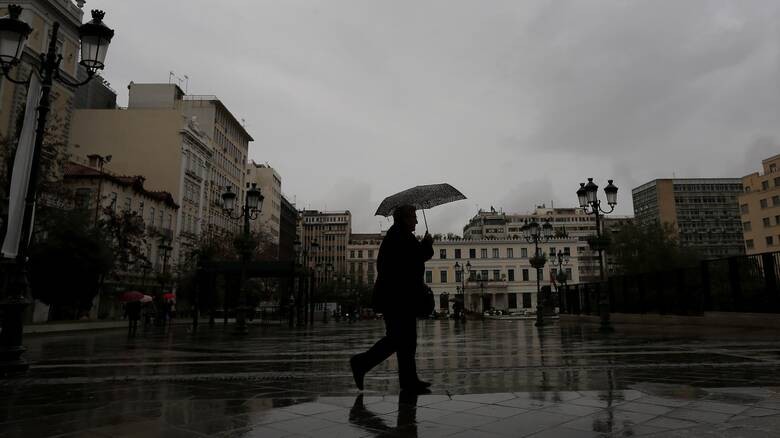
[
  {"xmin": 162, "ymin": 293, "xmax": 175, "ymax": 301},
  {"xmin": 140, "ymin": 295, "xmax": 153, "ymax": 303},
  {"xmin": 119, "ymin": 291, "xmax": 145, "ymax": 302},
  {"xmin": 375, "ymin": 183, "xmax": 466, "ymax": 232}
]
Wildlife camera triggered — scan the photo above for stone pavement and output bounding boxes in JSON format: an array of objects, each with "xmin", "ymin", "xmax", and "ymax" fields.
[{"xmin": 3, "ymin": 319, "xmax": 780, "ymax": 437}]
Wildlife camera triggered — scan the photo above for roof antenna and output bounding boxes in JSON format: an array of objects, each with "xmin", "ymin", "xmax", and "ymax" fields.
[
  {"xmin": 168, "ymin": 71, "xmax": 175, "ymax": 84},
  {"xmin": 183, "ymin": 75, "xmax": 189, "ymax": 93}
]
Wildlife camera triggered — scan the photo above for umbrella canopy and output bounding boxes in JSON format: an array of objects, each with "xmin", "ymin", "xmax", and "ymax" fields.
[
  {"xmin": 140, "ymin": 295, "xmax": 154, "ymax": 303},
  {"xmin": 119, "ymin": 291, "xmax": 145, "ymax": 302},
  {"xmin": 375, "ymin": 183, "xmax": 466, "ymax": 216},
  {"xmin": 162, "ymin": 293, "xmax": 175, "ymax": 301}
]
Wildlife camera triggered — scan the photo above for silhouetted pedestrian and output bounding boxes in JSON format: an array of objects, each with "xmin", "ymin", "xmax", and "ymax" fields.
[
  {"xmin": 126, "ymin": 301, "xmax": 141, "ymax": 337},
  {"xmin": 350, "ymin": 205, "xmax": 433, "ymax": 393}
]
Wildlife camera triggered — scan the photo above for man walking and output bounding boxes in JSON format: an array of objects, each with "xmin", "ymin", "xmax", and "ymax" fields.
[{"xmin": 350, "ymin": 205, "xmax": 433, "ymax": 393}]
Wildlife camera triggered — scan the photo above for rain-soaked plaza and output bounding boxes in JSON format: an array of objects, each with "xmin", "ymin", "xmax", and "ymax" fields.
[{"xmin": 3, "ymin": 319, "xmax": 780, "ymax": 437}]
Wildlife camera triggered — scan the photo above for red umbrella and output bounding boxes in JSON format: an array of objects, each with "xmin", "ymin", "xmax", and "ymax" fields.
[
  {"xmin": 162, "ymin": 293, "xmax": 175, "ymax": 301},
  {"xmin": 119, "ymin": 291, "xmax": 145, "ymax": 302}
]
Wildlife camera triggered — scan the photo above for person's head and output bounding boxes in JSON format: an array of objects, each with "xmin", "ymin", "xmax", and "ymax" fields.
[{"xmin": 392, "ymin": 205, "xmax": 418, "ymax": 233}]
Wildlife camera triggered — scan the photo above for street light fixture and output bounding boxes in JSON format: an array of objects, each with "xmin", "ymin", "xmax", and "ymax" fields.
[
  {"xmin": 521, "ymin": 218, "xmax": 554, "ymax": 327},
  {"xmin": 221, "ymin": 183, "xmax": 263, "ymax": 334},
  {"xmin": 576, "ymin": 178, "xmax": 618, "ymax": 333},
  {"xmin": 454, "ymin": 260, "xmax": 470, "ymax": 321},
  {"xmin": 0, "ymin": 5, "xmax": 114, "ymax": 373}
]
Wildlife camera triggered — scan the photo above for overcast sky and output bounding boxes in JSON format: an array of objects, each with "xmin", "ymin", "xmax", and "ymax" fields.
[{"xmin": 88, "ymin": 0, "xmax": 779, "ymax": 234}]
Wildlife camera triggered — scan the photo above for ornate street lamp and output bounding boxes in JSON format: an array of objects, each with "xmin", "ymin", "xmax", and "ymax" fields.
[
  {"xmin": 221, "ymin": 183, "xmax": 263, "ymax": 333},
  {"xmin": 576, "ymin": 178, "xmax": 618, "ymax": 332},
  {"xmin": 453, "ymin": 260, "xmax": 470, "ymax": 322},
  {"xmin": 521, "ymin": 218, "xmax": 554, "ymax": 327},
  {"xmin": 0, "ymin": 5, "xmax": 114, "ymax": 374}
]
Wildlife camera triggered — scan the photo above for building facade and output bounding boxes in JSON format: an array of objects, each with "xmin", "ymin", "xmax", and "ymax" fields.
[
  {"xmin": 346, "ymin": 233, "xmax": 383, "ymax": 286},
  {"xmin": 426, "ymin": 237, "xmax": 580, "ymax": 314},
  {"xmin": 0, "ymin": 1, "xmax": 87, "ymax": 192},
  {"xmin": 69, "ymin": 83, "xmax": 252, "ymax": 266},
  {"xmin": 297, "ymin": 210, "xmax": 351, "ymax": 279},
  {"xmin": 246, "ymin": 161, "xmax": 281, "ymax": 247},
  {"xmin": 739, "ymin": 154, "xmax": 780, "ymax": 255},
  {"xmin": 632, "ymin": 178, "xmax": 744, "ymax": 258},
  {"xmin": 463, "ymin": 206, "xmax": 603, "ymax": 282},
  {"xmin": 278, "ymin": 195, "xmax": 298, "ymax": 263}
]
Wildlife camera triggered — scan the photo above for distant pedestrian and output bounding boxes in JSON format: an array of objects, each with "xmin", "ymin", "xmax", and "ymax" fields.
[
  {"xmin": 126, "ymin": 301, "xmax": 141, "ymax": 337},
  {"xmin": 350, "ymin": 205, "xmax": 433, "ymax": 393}
]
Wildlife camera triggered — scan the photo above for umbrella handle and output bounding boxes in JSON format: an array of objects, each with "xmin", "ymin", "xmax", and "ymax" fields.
[{"xmin": 422, "ymin": 209, "xmax": 429, "ymax": 234}]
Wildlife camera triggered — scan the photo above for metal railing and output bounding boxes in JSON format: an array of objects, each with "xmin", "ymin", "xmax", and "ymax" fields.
[{"xmin": 558, "ymin": 250, "xmax": 780, "ymax": 315}]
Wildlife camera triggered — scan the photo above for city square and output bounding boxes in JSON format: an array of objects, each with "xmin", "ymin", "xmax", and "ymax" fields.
[{"xmin": 3, "ymin": 319, "xmax": 780, "ymax": 437}]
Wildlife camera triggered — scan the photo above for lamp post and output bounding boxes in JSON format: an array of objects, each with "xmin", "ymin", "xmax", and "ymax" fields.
[
  {"xmin": 454, "ymin": 260, "xmax": 470, "ymax": 321},
  {"xmin": 521, "ymin": 218, "xmax": 554, "ymax": 327},
  {"xmin": 577, "ymin": 178, "xmax": 618, "ymax": 332},
  {"xmin": 309, "ymin": 239, "xmax": 319, "ymax": 326},
  {"xmin": 221, "ymin": 183, "xmax": 263, "ymax": 334},
  {"xmin": 553, "ymin": 250, "xmax": 570, "ymax": 312},
  {"xmin": 0, "ymin": 5, "xmax": 114, "ymax": 373}
]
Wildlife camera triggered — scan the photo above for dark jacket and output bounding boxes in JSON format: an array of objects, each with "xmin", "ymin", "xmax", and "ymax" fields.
[{"xmin": 373, "ymin": 224, "xmax": 434, "ymax": 316}]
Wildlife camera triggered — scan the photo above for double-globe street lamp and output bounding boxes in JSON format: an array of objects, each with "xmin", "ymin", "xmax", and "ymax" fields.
[
  {"xmin": 521, "ymin": 218, "xmax": 554, "ymax": 327},
  {"xmin": 221, "ymin": 184, "xmax": 264, "ymax": 334},
  {"xmin": 453, "ymin": 260, "xmax": 470, "ymax": 321},
  {"xmin": 576, "ymin": 178, "xmax": 618, "ymax": 332},
  {"xmin": 0, "ymin": 5, "xmax": 114, "ymax": 373}
]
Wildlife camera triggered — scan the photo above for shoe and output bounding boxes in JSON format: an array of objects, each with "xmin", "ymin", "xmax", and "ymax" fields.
[
  {"xmin": 400, "ymin": 384, "xmax": 432, "ymax": 395},
  {"xmin": 415, "ymin": 379, "xmax": 432, "ymax": 388},
  {"xmin": 350, "ymin": 355, "xmax": 365, "ymax": 390}
]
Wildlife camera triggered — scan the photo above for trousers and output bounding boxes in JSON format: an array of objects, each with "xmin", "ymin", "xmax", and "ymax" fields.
[{"xmin": 356, "ymin": 316, "xmax": 418, "ymax": 387}]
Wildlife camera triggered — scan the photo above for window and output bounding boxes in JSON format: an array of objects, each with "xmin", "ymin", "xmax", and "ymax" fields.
[
  {"xmin": 549, "ymin": 247, "xmax": 556, "ymax": 258},
  {"xmin": 522, "ymin": 269, "xmax": 529, "ymax": 281},
  {"xmin": 368, "ymin": 250, "xmax": 374, "ymax": 258},
  {"xmin": 480, "ymin": 249, "xmax": 488, "ymax": 258},
  {"xmin": 508, "ymin": 269, "xmax": 515, "ymax": 281},
  {"xmin": 764, "ymin": 218, "xmax": 771, "ymax": 227},
  {"xmin": 565, "ymin": 268, "xmax": 572, "ymax": 280},
  {"xmin": 358, "ymin": 250, "xmax": 363, "ymax": 258},
  {"xmin": 469, "ymin": 248, "xmax": 476, "ymax": 259},
  {"xmin": 480, "ymin": 269, "xmax": 488, "ymax": 280},
  {"xmin": 763, "ymin": 181, "xmax": 770, "ymax": 190},
  {"xmin": 124, "ymin": 197, "xmax": 132, "ymax": 212},
  {"xmin": 440, "ymin": 249, "xmax": 447, "ymax": 259},
  {"xmin": 149, "ymin": 207, "xmax": 155, "ymax": 226},
  {"xmin": 767, "ymin": 236, "xmax": 774, "ymax": 246},
  {"xmin": 563, "ymin": 247, "xmax": 571, "ymax": 256},
  {"xmin": 425, "ymin": 271, "xmax": 432, "ymax": 283},
  {"xmin": 138, "ymin": 201, "xmax": 144, "ymax": 217},
  {"xmin": 493, "ymin": 269, "xmax": 500, "ymax": 280},
  {"xmin": 775, "ymin": 176, "xmax": 780, "ymax": 187},
  {"xmin": 440, "ymin": 271, "xmax": 448, "ymax": 283},
  {"xmin": 492, "ymin": 248, "xmax": 499, "ymax": 258},
  {"xmin": 350, "ymin": 250, "xmax": 355, "ymax": 258},
  {"xmin": 774, "ymin": 196, "xmax": 780, "ymax": 206},
  {"xmin": 508, "ymin": 293, "xmax": 517, "ymax": 308},
  {"xmin": 507, "ymin": 248, "xmax": 514, "ymax": 258},
  {"xmin": 455, "ymin": 270, "xmax": 462, "ymax": 283},
  {"xmin": 74, "ymin": 188, "xmax": 91, "ymax": 209},
  {"xmin": 110, "ymin": 192, "xmax": 118, "ymax": 212},
  {"xmin": 743, "ymin": 222, "xmax": 752, "ymax": 232},
  {"xmin": 741, "ymin": 204, "xmax": 749, "ymax": 214},
  {"xmin": 761, "ymin": 199, "xmax": 768, "ymax": 209},
  {"xmin": 454, "ymin": 249, "xmax": 461, "ymax": 259},
  {"xmin": 776, "ymin": 216, "xmax": 780, "ymax": 225},
  {"xmin": 745, "ymin": 239, "xmax": 754, "ymax": 249},
  {"xmin": 522, "ymin": 293, "xmax": 532, "ymax": 308},
  {"xmin": 521, "ymin": 248, "xmax": 528, "ymax": 258}
]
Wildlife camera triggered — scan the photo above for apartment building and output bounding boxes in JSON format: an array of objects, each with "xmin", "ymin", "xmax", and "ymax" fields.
[
  {"xmin": 69, "ymin": 83, "xmax": 252, "ymax": 265},
  {"xmin": 346, "ymin": 233, "xmax": 383, "ymax": 286},
  {"xmin": 740, "ymin": 154, "xmax": 780, "ymax": 254},
  {"xmin": 632, "ymin": 178, "xmax": 744, "ymax": 258},
  {"xmin": 297, "ymin": 210, "xmax": 351, "ymax": 279},
  {"xmin": 246, "ymin": 161, "xmax": 282, "ymax": 247}
]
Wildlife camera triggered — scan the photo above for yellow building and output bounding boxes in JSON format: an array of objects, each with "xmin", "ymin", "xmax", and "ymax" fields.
[
  {"xmin": 346, "ymin": 233, "xmax": 383, "ymax": 286},
  {"xmin": 739, "ymin": 154, "xmax": 780, "ymax": 255},
  {"xmin": 0, "ymin": 1, "xmax": 86, "ymax": 189},
  {"xmin": 69, "ymin": 83, "xmax": 252, "ymax": 266}
]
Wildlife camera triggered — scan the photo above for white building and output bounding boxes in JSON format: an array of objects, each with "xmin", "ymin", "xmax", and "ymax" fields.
[{"xmin": 426, "ymin": 237, "xmax": 580, "ymax": 314}]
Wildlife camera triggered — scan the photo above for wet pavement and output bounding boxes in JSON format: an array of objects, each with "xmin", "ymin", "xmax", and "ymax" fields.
[{"xmin": 3, "ymin": 319, "xmax": 780, "ymax": 437}]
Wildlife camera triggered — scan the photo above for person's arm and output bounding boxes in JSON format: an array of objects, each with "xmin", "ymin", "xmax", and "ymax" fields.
[{"xmin": 420, "ymin": 232, "xmax": 434, "ymax": 261}]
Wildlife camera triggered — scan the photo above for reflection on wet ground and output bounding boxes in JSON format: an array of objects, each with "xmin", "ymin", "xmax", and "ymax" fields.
[{"xmin": 3, "ymin": 319, "xmax": 780, "ymax": 436}]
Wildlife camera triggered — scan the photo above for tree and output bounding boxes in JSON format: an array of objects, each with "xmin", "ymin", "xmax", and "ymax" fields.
[
  {"xmin": 608, "ymin": 222, "xmax": 701, "ymax": 275},
  {"xmin": 28, "ymin": 208, "xmax": 113, "ymax": 317}
]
